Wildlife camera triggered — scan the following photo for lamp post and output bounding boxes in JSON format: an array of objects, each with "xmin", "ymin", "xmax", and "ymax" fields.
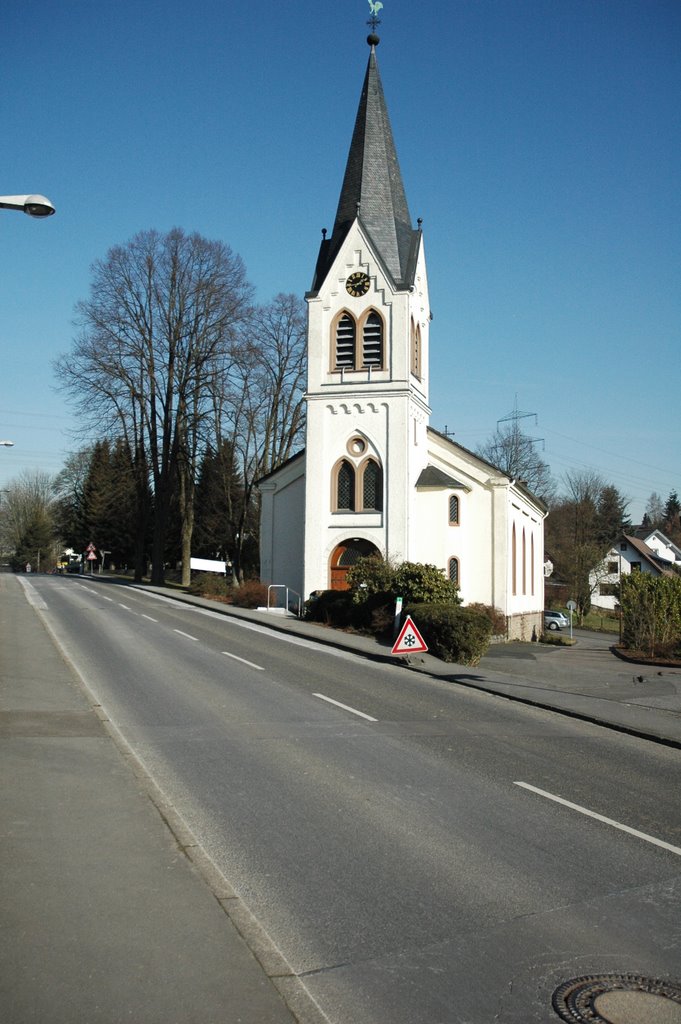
[{"xmin": 0, "ymin": 194, "xmax": 55, "ymax": 218}]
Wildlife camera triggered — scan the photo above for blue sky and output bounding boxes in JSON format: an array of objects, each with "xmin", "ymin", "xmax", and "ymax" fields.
[{"xmin": 2, "ymin": 0, "xmax": 679, "ymax": 521}]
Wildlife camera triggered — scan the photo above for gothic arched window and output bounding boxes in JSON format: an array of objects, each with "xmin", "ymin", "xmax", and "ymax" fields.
[
  {"xmin": 361, "ymin": 459, "xmax": 383, "ymax": 511},
  {"xmin": 362, "ymin": 311, "xmax": 383, "ymax": 368},
  {"xmin": 335, "ymin": 314, "xmax": 356, "ymax": 369},
  {"xmin": 411, "ymin": 319, "xmax": 421, "ymax": 379},
  {"xmin": 448, "ymin": 494, "xmax": 460, "ymax": 525},
  {"xmin": 336, "ymin": 460, "xmax": 355, "ymax": 511},
  {"xmin": 448, "ymin": 557, "xmax": 460, "ymax": 586}
]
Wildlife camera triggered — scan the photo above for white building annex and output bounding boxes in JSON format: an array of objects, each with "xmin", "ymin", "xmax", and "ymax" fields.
[{"xmin": 258, "ymin": 31, "xmax": 547, "ymax": 639}]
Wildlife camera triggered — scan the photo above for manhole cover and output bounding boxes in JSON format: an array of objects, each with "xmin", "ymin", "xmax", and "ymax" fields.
[{"xmin": 553, "ymin": 974, "xmax": 681, "ymax": 1023}]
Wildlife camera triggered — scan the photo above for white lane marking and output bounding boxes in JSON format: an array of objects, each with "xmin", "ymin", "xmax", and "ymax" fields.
[
  {"xmin": 174, "ymin": 629, "xmax": 199, "ymax": 641},
  {"xmin": 101, "ymin": 595, "xmax": 114, "ymax": 602},
  {"xmin": 222, "ymin": 651, "xmax": 265, "ymax": 671},
  {"xmin": 131, "ymin": 588, "xmax": 366, "ymax": 663},
  {"xmin": 313, "ymin": 693, "xmax": 377, "ymax": 722},
  {"xmin": 514, "ymin": 781, "xmax": 681, "ymax": 857},
  {"xmin": 16, "ymin": 577, "xmax": 48, "ymax": 610},
  {"xmin": 142, "ymin": 614, "xmax": 158, "ymax": 623},
  {"xmin": 118, "ymin": 603, "xmax": 131, "ymax": 610}
]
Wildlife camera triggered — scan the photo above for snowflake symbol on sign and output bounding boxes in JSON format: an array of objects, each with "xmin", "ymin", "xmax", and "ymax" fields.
[{"xmin": 403, "ymin": 634, "xmax": 416, "ymax": 647}]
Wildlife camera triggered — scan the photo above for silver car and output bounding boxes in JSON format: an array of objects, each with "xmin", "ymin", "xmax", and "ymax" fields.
[{"xmin": 544, "ymin": 610, "xmax": 569, "ymax": 631}]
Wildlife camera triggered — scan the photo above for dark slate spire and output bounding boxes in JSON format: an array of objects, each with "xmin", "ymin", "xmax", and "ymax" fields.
[{"xmin": 310, "ymin": 38, "xmax": 420, "ymax": 293}]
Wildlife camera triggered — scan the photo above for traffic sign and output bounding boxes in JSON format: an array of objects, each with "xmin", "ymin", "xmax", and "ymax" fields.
[
  {"xmin": 86, "ymin": 542, "xmax": 96, "ymax": 553},
  {"xmin": 86, "ymin": 551, "xmax": 97, "ymax": 561},
  {"xmin": 391, "ymin": 615, "xmax": 428, "ymax": 655}
]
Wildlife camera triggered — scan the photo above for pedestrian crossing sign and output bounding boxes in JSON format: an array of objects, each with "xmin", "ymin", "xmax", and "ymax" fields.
[{"xmin": 391, "ymin": 615, "xmax": 428, "ymax": 655}]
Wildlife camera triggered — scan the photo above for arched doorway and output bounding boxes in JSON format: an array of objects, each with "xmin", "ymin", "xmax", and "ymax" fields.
[{"xmin": 329, "ymin": 539, "xmax": 381, "ymax": 591}]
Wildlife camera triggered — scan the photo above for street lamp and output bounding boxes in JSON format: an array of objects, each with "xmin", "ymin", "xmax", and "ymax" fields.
[{"xmin": 0, "ymin": 194, "xmax": 55, "ymax": 218}]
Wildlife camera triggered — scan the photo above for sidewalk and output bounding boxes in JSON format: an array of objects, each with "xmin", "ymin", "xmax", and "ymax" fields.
[
  {"xmin": 0, "ymin": 574, "xmax": 299, "ymax": 1024},
  {"xmin": 136, "ymin": 581, "xmax": 681, "ymax": 749}
]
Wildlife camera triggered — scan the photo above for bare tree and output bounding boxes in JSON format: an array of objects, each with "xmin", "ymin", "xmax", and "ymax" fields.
[
  {"xmin": 0, "ymin": 470, "xmax": 58, "ymax": 571},
  {"xmin": 209, "ymin": 293, "xmax": 307, "ymax": 581},
  {"xmin": 477, "ymin": 420, "xmax": 556, "ymax": 504},
  {"xmin": 545, "ymin": 470, "xmax": 629, "ymax": 620},
  {"xmin": 55, "ymin": 228, "xmax": 253, "ymax": 585}
]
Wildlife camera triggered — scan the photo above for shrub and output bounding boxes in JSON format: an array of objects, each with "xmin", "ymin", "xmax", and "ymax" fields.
[
  {"xmin": 466, "ymin": 603, "xmax": 507, "ymax": 637},
  {"xmin": 405, "ymin": 603, "xmax": 492, "ymax": 665},
  {"xmin": 620, "ymin": 573, "xmax": 681, "ymax": 657},
  {"xmin": 187, "ymin": 573, "xmax": 233, "ymax": 600},
  {"xmin": 346, "ymin": 556, "xmax": 397, "ymax": 601},
  {"xmin": 231, "ymin": 580, "xmax": 269, "ymax": 609},
  {"xmin": 346, "ymin": 556, "xmax": 460, "ymax": 607},
  {"xmin": 305, "ymin": 589, "xmax": 355, "ymax": 627},
  {"xmin": 350, "ymin": 590, "xmax": 397, "ymax": 636},
  {"xmin": 393, "ymin": 563, "xmax": 461, "ymax": 605}
]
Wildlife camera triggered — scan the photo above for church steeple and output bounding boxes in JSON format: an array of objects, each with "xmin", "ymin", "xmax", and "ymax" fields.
[{"xmin": 311, "ymin": 37, "xmax": 420, "ymax": 292}]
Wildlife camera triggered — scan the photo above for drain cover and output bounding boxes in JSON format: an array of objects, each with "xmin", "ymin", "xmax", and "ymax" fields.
[{"xmin": 552, "ymin": 974, "xmax": 681, "ymax": 1023}]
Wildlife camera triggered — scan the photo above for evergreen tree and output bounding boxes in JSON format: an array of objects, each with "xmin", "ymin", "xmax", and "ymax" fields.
[
  {"xmin": 596, "ymin": 484, "xmax": 630, "ymax": 547},
  {"xmin": 663, "ymin": 490, "xmax": 681, "ymax": 542}
]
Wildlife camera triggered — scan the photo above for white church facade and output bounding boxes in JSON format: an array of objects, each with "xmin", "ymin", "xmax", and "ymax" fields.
[{"xmin": 258, "ymin": 34, "xmax": 546, "ymax": 640}]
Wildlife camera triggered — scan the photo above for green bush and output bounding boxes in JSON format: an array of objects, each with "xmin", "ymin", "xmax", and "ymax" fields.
[
  {"xmin": 350, "ymin": 590, "xmax": 397, "ymax": 636},
  {"xmin": 346, "ymin": 556, "xmax": 460, "ymax": 606},
  {"xmin": 187, "ymin": 573, "xmax": 232, "ymax": 600},
  {"xmin": 404, "ymin": 603, "xmax": 492, "ymax": 665},
  {"xmin": 620, "ymin": 573, "xmax": 681, "ymax": 658},
  {"xmin": 466, "ymin": 602, "xmax": 507, "ymax": 637},
  {"xmin": 345, "ymin": 555, "xmax": 397, "ymax": 600},
  {"xmin": 305, "ymin": 589, "xmax": 355, "ymax": 627},
  {"xmin": 393, "ymin": 562, "xmax": 461, "ymax": 605}
]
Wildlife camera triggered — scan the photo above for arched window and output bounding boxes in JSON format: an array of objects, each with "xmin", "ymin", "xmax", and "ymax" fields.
[
  {"xmin": 335, "ymin": 314, "xmax": 355, "ymax": 369},
  {"xmin": 361, "ymin": 459, "xmax": 383, "ymax": 511},
  {"xmin": 522, "ymin": 528, "xmax": 527, "ymax": 595},
  {"xmin": 448, "ymin": 494, "xmax": 459, "ymax": 525},
  {"xmin": 411, "ymin": 319, "xmax": 421, "ymax": 379},
  {"xmin": 512, "ymin": 523, "xmax": 517, "ymax": 596},
  {"xmin": 332, "ymin": 452, "xmax": 383, "ymax": 513},
  {"xmin": 336, "ymin": 460, "xmax": 355, "ymax": 510},
  {"xmin": 448, "ymin": 557, "xmax": 460, "ymax": 585},
  {"xmin": 362, "ymin": 311, "xmax": 383, "ymax": 368}
]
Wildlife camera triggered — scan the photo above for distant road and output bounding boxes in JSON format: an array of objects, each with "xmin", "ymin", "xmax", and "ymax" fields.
[{"xmin": 24, "ymin": 575, "xmax": 681, "ymax": 1024}]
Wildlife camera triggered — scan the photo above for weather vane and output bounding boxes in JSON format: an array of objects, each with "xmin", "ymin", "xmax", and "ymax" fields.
[{"xmin": 367, "ymin": 0, "xmax": 383, "ymax": 33}]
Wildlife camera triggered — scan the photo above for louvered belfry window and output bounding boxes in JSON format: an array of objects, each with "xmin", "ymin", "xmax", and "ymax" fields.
[
  {"xmin": 337, "ymin": 460, "xmax": 355, "ymax": 510},
  {"xmin": 335, "ymin": 315, "xmax": 355, "ymax": 368},
  {"xmin": 362, "ymin": 312, "xmax": 383, "ymax": 367}
]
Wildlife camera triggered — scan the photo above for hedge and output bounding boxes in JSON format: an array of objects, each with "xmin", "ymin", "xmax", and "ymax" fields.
[{"xmin": 404, "ymin": 603, "xmax": 492, "ymax": 665}]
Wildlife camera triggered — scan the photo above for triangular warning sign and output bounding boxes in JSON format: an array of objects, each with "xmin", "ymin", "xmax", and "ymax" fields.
[{"xmin": 391, "ymin": 614, "xmax": 428, "ymax": 655}]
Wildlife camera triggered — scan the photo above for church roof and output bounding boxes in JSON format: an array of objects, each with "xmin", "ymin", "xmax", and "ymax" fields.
[
  {"xmin": 310, "ymin": 39, "xmax": 420, "ymax": 293},
  {"xmin": 416, "ymin": 466, "xmax": 471, "ymax": 491}
]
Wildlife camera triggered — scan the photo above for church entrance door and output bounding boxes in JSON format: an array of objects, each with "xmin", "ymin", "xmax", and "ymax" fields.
[{"xmin": 329, "ymin": 539, "xmax": 381, "ymax": 590}]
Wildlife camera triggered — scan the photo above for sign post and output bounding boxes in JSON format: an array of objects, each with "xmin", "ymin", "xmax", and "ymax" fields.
[
  {"xmin": 566, "ymin": 599, "xmax": 577, "ymax": 639},
  {"xmin": 393, "ymin": 596, "xmax": 403, "ymax": 640}
]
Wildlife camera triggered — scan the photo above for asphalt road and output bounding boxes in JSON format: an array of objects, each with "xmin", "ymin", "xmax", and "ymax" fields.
[{"xmin": 28, "ymin": 575, "xmax": 681, "ymax": 1024}]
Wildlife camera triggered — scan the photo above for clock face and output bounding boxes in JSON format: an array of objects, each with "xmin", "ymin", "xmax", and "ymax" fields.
[{"xmin": 346, "ymin": 271, "xmax": 370, "ymax": 297}]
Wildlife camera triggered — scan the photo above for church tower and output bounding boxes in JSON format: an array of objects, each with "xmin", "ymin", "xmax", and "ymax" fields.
[{"xmin": 302, "ymin": 31, "xmax": 432, "ymax": 597}]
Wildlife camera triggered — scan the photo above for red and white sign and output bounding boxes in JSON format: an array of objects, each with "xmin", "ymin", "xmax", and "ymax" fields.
[
  {"xmin": 86, "ymin": 551, "xmax": 97, "ymax": 561},
  {"xmin": 86, "ymin": 542, "xmax": 96, "ymax": 553},
  {"xmin": 391, "ymin": 615, "xmax": 428, "ymax": 655}
]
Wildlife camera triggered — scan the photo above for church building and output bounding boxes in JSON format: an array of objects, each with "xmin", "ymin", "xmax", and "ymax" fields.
[{"xmin": 258, "ymin": 31, "xmax": 546, "ymax": 639}]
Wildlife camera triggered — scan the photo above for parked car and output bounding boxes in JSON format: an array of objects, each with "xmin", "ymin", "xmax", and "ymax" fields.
[{"xmin": 544, "ymin": 609, "xmax": 569, "ymax": 631}]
